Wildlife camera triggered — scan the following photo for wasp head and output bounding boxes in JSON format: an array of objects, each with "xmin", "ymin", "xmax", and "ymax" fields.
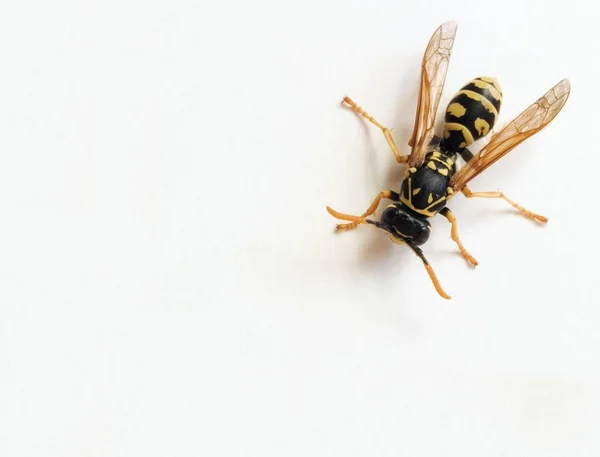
[{"xmin": 368, "ymin": 205, "xmax": 431, "ymax": 246}]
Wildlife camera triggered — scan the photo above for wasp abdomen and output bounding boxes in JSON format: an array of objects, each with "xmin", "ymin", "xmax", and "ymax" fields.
[{"xmin": 443, "ymin": 77, "xmax": 502, "ymax": 153}]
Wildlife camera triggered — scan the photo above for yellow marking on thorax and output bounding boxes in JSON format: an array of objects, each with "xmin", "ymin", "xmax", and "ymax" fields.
[
  {"xmin": 431, "ymin": 156, "xmax": 453, "ymax": 167},
  {"xmin": 458, "ymin": 89, "xmax": 499, "ymax": 117},
  {"xmin": 400, "ymin": 177, "xmax": 447, "ymax": 217},
  {"xmin": 424, "ymin": 195, "xmax": 447, "ymax": 211},
  {"xmin": 401, "ymin": 189, "xmax": 429, "ymax": 216},
  {"xmin": 403, "ymin": 177, "xmax": 413, "ymax": 206},
  {"xmin": 405, "ymin": 166, "xmax": 417, "ymax": 178},
  {"xmin": 447, "ymin": 102, "xmax": 467, "ymax": 118},
  {"xmin": 412, "ymin": 188, "xmax": 421, "ymax": 195},
  {"xmin": 400, "ymin": 196, "xmax": 436, "ymax": 217},
  {"xmin": 446, "ymin": 187, "xmax": 458, "ymax": 201},
  {"xmin": 428, "ymin": 154, "xmax": 452, "ymax": 176}
]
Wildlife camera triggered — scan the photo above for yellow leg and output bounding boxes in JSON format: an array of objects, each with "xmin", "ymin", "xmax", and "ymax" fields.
[
  {"xmin": 326, "ymin": 190, "xmax": 399, "ymax": 231},
  {"xmin": 462, "ymin": 186, "xmax": 548, "ymax": 223},
  {"xmin": 440, "ymin": 208, "xmax": 478, "ymax": 267},
  {"xmin": 342, "ymin": 96, "xmax": 409, "ymax": 164}
]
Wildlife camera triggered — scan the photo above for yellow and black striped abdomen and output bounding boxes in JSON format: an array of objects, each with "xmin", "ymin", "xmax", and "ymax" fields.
[{"xmin": 443, "ymin": 77, "xmax": 502, "ymax": 153}]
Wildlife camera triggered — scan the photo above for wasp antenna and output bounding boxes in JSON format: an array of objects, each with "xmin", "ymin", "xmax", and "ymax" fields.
[
  {"xmin": 325, "ymin": 206, "xmax": 366, "ymax": 224},
  {"xmin": 406, "ymin": 241, "xmax": 451, "ymax": 300}
]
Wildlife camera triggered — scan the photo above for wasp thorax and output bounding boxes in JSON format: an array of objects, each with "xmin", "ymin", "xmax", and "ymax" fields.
[{"xmin": 380, "ymin": 206, "xmax": 431, "ymax": 245}]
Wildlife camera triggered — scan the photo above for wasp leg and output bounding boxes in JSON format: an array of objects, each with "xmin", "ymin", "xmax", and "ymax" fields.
[
  {"xmin": 342, "ymin": 96, "xmax": 408, "ymax": 163},
  {"xmin": 439, "ymin": 207, "xmax": 478, "ymax": 267},
  {"xmin": 461, "ymin": 185, "xmax": 548, "ymax": 223},
  {"xmin": 326, "ymin": 190, "xmax": 400, "ymax": 231}
]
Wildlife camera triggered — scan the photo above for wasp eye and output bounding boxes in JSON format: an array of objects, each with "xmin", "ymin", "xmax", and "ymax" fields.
[{"xmin": 381, "ymin": 207, "xmax": 399, "ymax": 224}]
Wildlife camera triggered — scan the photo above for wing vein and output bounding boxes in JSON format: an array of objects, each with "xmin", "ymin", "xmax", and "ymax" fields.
[{"xmin": 449, "ymin": 79, "xmax": 570, "ymax": 191}]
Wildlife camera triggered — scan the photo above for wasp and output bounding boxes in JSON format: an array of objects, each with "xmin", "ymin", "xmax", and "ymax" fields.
[{"xmin": 326, "ymin": 21, "xmax": 570, "ymax": 299}]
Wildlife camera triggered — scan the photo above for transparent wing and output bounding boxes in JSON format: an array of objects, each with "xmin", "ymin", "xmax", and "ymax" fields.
[
  {"xmin": 407, "ymin": 21, "xmax": 458, "ymax": 167},
  {"xmin": 450, "ymin": 78, "xmax": 570, "ymax": 191}
]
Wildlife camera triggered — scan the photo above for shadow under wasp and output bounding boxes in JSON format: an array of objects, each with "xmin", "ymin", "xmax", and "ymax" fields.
[{"xmin": 326, "ymin": 21, "xmax": 570, "ymax": 299}]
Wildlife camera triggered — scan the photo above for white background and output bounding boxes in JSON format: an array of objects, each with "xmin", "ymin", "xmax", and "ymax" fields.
[{"xmin": 0, "ymin": 0, "xmax": 599, "ymax": 456}]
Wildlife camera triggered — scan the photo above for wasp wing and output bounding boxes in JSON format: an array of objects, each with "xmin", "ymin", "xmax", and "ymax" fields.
[
  {"xmin": 407, "ymin": 21, "xmax": 458, "ymax": 167},
  {"xmin": 450, "ymin": 78, "xmax": 570, "ymax": 191}
]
